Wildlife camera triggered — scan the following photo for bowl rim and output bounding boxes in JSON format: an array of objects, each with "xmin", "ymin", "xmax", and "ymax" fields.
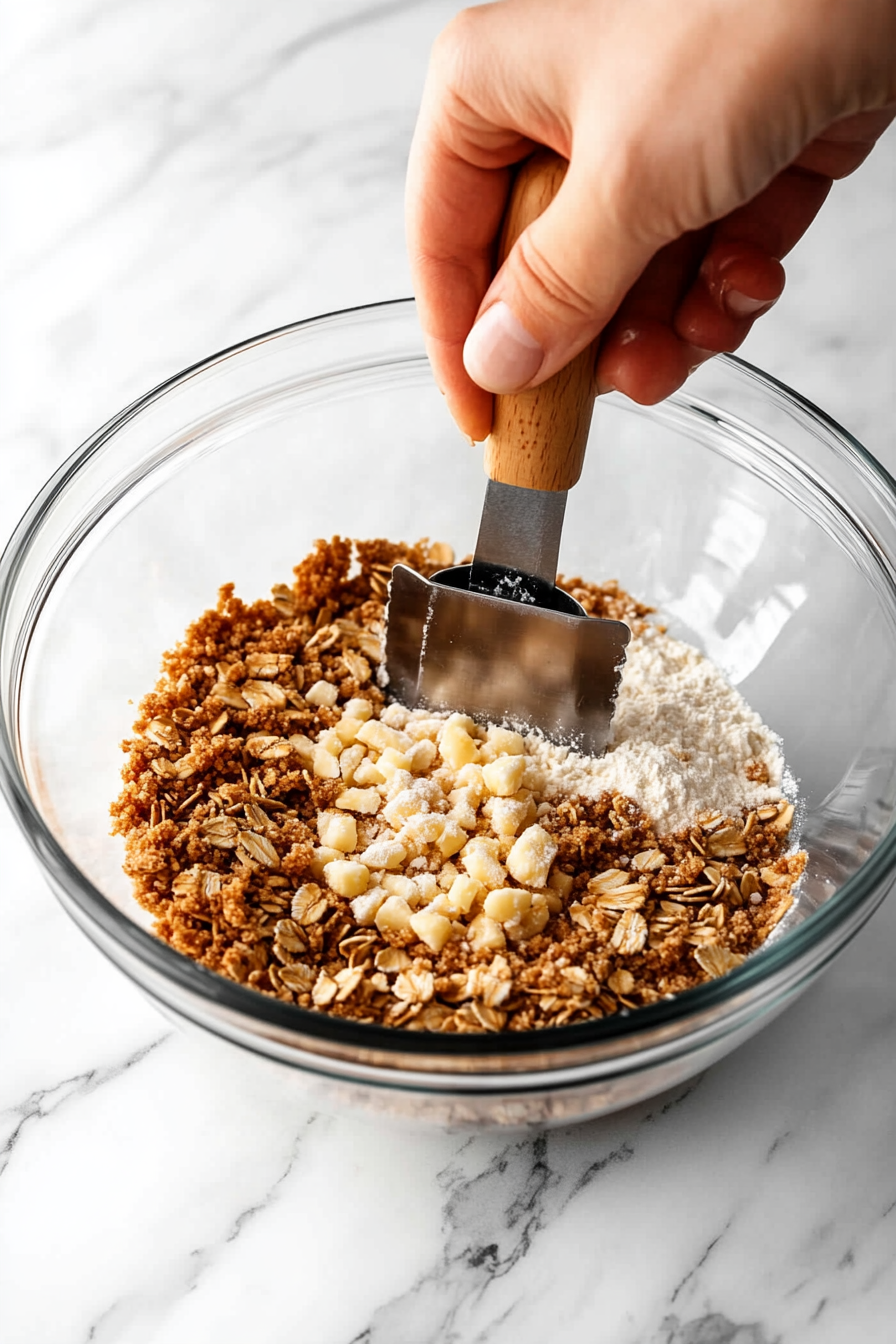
[{"xmin": 3, "ymin": 296, "xmax": 896, "ymax": 1063}]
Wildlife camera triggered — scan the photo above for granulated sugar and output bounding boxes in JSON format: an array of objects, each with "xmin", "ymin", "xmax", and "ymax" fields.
[{"xmin": 526, "ymin": 628, "xmax": 787, "ymax": 834}]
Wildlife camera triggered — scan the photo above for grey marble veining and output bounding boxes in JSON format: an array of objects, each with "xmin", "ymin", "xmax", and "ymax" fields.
[{"xmin": 2, "ymin": 2, "xmax": 896, "ymax": 1341}]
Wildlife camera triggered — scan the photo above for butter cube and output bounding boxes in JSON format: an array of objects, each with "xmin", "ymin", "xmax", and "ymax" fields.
[
  {"xmin": 454, "ymin": 763, "xmax": 486, "ymax": 802},
  {"xmin": 323, "ymin": 859, "xmax": 370, "ymax": 898},
  {"xmin": 356, "ymin": 720, "xmax": 409, "ymax": 753},
  {"xmin": 305, "ymin": 679, "xmax": 339, "ymax": 708},
  {"xmin": 409, "ymin": 909, "xmax": 454, "ymax": 953},
  {"xmin": 288, "ymin": 733, "xmax": 316, "ymax": 766},
  {"xmin": 460, "ymin": 837, "xmax": 506, "ymax": 890},
  {"xmin": 447, "ymin": 789, "xmax": 478, "ymax": 831},
  {"xmin": 483, "ymin": 886, "xmax": 532, "ymax": 924},
  {"xmin": 482, "ymin": 754, "xmax": 527, "ymax": 797},
  {"xmin": 339, "ymin": 743, "xmax": 366, "ymax": 783},
  {"xmin": 334, "ymin": 787, "xmax": 382, "ymax": 815},
  {"xmin": 382, "ymin": 787, "xmax": 426, "ymax": 829},
  {"xmin": 317, "ymin": 811, "xmax": 357, "ymax": 852},
  {"xmin": 437, "ymin": 818, "xmax": 468, "ymax": 858},
  {"xmin": 412, "ymin": 873, "xmax": 439, "ymax": 905},
  {"xmin": 515, "ymin": 891, "xmax": 550, "ymax": 942},
  {"xmin": 406, "ymin": 739, "xmax": 438, "ymax": 773},
  {"xmin": 312, "ymin": 745, "xmax": 341, "ymax": 779},
  {"xmin": 381, "ymin": 873, "xmax": 418, "ymax": 902},
  {"xmin": 548, "ymin": 869, "xmax": 574, "ymax": 899},
  {"xmin": 506, "ymin": 824, "xmax": 558, "ymax": 888},
  {"xmin": 350, "ymin": 887, "xmax": 388, "ymax": 926},
  {"xmin": 487, "ymin": 727, "xmax": 525, "ymax": 755},
  {"xmin": 309, "ymin": 846, "xmax": 342, "ymax": 879},
  {"xmin": 466, "ymin": 912, "xmax": 507, "ymax": 951},
  {"xmin": 358, "ymin": 838, "xmax": 408, "ymax": 870},
  {"xmin": 439, "ymin": 721, "xmax": 479, "ymax": 769},
  {"xmin": 404, "ymin": 715, "xmax": 444, "ymax": 742},
  {"xmin": 351, "ymin": 757, "xmax": 385, "ymax": 786},
  {"xmin": 398, "ymin": 813, "xmax": 446, "ymax": 847},
  {"xmin": 334, "ymin": 716, "xmax": 364, "ymax": 746},
  {"xmin": 380, "ymin": 702, "xmax": 411, "ymax": 729},
  {"xmin": 377, "ymin": 746, "xmax": 413, "ymax": 779},
  {"xmin": 440, "ymin": 874, "xmax": 482, "ymax": 916},
  {"xmin": 482, "ymin": 795, "xmax": 531, "ymax": 838},
  {"xmin": 374, "ymin": 895, "xmax": 413, "ymax": 934}
]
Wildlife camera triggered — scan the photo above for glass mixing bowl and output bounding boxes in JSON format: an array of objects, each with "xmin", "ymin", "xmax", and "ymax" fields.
[{"xmin": 3, "ymin": 299, "xmax": 896, "ymax": 1128}]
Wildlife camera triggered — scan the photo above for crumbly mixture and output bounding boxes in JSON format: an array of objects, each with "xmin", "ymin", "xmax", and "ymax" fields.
[{"xmin": 111, "ymin": 537, "xmax": 805, "ymax": 1033}]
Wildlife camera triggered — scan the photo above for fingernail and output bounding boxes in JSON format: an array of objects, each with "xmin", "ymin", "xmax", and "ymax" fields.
[
  {"xmin": 724, "ymin": 290, "xmax": 772, "ymax": 318},
  {"xmin": 463, "ymin": 301, "xmax": 544, "ymax": 393},
  {"xmin": 596, "ymin": 379, "xmax": 616, "ymax": 396}
]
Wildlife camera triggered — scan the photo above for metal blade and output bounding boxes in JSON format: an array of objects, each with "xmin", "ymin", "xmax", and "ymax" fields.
[
  {"xmin": 470, "ymin": 478, "xmax": 567, "ymax": 591},
  {"xmin": 384, "ymin": 564, "xmax": 630, "ymax": 756}
]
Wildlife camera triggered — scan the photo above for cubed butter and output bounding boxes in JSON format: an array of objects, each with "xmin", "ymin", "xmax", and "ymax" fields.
[
  {"xmin": 374, "ymin": 894, "xmax": 413, "ymax": 934},
  {"xmin": 356, "ymin": 720, "xmax": 409, "ymax": 753},
  {"xmin": 323, "ymin": 859, "xmax": 370, "ymax": 898},
  {"xmin": 358, "ymin": 838, "xmax": 408, "ymax": 870},
  {"xmin": 350, "ymin": 887, "xmax": 388, "ymax": 925},
  {"xmin": 316, "ymin": 810, "xmax": 357, "ymax": 852},
  {"xmin": 460, "ymin": 837, "xmax": 506, "ymax": 890},
  {"xmin": 334, "ymin": 787, "xmax": 381, "ymax": 814},
  {"xmin": 506, "ymin": 824, "xmax": 558, "ymax": 888},
  {"xmin": 343, "ymin": 697, "xmax": 373, "ymax": 722},
  {"xmin": 305, "ymin": 679, "xmax": 339, "ymax": 708},
  {"xmin": 483, "ymin": 886, "xmax": 532, "ymax": 924},
  {"xmin": 408, "ymin": 909, "xmax": 454, "ymax": 953},
  {"xmin": 312, "ymin": 745, "xmax": 341, "ymax": 779},
  {"xmin": 466, "ymin": 912, "xmax": 507, "ymax": 951},
  {"xmin": 482, "ymin": 754, "xmax": 527, "ymax": 797},
  {"xmin": 309, "ymin": 845, "xmax": 342, "ymax": 879},
  {"xmin": 439, "ymin": 721, "xmax": 479, "ymax": 769},
  {"xmin": 437, "ymin": 818, "xmax": 467, "ymax": 858},
  {"xmin": 352, "ymin": 758, "xmax": 385, "ymax": 786}
]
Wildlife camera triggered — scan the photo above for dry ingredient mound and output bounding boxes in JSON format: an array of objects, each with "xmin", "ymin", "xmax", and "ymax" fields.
[
  {"xmin": 111, "ymin": 537, "xmax": 806, "ymax": 1034},
  {"xmin": 529, "ymin": 629, "xmax": 786, "ymax": 834}
]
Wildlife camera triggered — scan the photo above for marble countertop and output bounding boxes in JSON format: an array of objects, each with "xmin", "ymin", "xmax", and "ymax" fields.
[{"xmin": 2, "ymin": 3, "xmax": 895, "ymax": 1340}]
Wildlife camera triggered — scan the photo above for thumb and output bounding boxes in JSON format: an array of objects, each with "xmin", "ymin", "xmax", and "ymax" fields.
[{"xmin": 463, "ymin": 153, "xmax": 660, "ymax": 394}]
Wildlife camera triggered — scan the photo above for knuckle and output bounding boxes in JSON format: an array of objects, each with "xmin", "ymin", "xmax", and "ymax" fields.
[
  {"xmin": 430, "ymin": 8, "xmax": 483, "ymax": 86},
  {"xmin": 513, "ymin": 229, "xmax": 596, "ymax": 325}
]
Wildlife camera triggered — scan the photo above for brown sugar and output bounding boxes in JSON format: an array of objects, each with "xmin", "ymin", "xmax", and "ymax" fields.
[{"xmin": 110, "ymin": 537, "xmax": 805, "ymax": 1033}]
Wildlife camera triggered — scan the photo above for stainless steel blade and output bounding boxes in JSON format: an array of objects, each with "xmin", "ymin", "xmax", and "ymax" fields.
[
  {"xmin": 470, "ymin": 478, "xmax": 567, "ymax": 590},
  {"xmin": 384, "ymin": 564, "xmax": 630, "ymax": 755}
]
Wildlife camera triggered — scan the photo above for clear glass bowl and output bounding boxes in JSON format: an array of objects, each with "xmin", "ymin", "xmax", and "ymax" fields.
[{"xmin": 3, "ymin": 299, "xmax": 896, "ymax": 1129}]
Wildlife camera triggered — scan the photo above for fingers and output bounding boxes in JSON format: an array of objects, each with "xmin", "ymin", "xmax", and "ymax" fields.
[
  {"xmin": 408, "ymin": 3, "xmax": 896, "ymax": 440},
  {"xmin": 605, "ymin": 161, "xmax": 831, "ymax": 400},
  {"xmin": 462, "ymin": 151, "xmax": 665, "ymax": 396},
  {"xmin": 671, "ymin": 244, "xmax": 785, "ymax": 357},
  {"xmin": 405, "ymin": 118, "xmax": 519, "ymax": 441},
  {"xmin": 595, "ymin": 231, "xmax": 710, "ymax": 403},
  {"xmin": 674, "ymin": 166, "xmax": 831, "ymax": 351},
  {"xmin": 794, "ymin": 103, "xmax": 896, "ymax": 178},
  {"xmin": 406, "ymin": 2, "xmax": 570, "ymax": 442}
]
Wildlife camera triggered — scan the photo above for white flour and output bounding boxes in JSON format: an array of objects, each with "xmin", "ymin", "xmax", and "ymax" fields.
[{"xmin": 525, "ymin": 628, "xmax": 788, "ymax": 834}]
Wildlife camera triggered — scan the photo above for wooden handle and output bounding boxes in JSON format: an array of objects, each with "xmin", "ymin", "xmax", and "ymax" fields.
[{"xmin": 484, "ymin": 149, "xmax": 597, "ymax": 493}]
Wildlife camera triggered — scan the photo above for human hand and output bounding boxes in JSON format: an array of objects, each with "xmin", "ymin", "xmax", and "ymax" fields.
[{"xmin": 406, "ymin": 0, "xmax": 896, "ymax": 442}]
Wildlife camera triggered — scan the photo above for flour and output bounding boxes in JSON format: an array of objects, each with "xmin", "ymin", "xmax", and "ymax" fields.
[{"xmin": 524, "ymin": 628, "xmax": 789, "ymax": 834}]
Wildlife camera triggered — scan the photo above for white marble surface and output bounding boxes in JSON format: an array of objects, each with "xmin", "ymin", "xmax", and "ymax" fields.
[{"xmin": 2, "ymin": 3, "xmax": 896, "ymax": 1341}]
